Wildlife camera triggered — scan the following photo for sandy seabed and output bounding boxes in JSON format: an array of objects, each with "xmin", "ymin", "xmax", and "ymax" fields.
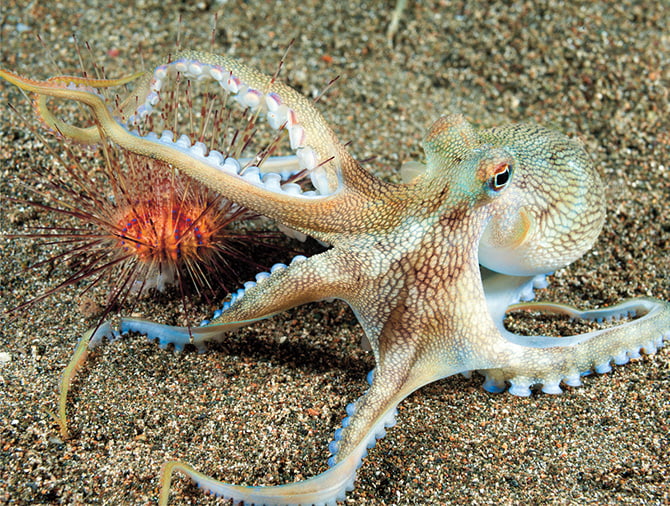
[{"xmin": 0, "ymin": 1, "xmax": 668, "ymax": 505}]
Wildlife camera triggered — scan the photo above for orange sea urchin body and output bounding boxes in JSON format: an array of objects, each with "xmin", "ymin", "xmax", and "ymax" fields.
[
  {"xmin": 113, "ymin": 165, "xmax": 232, "ymax": 292},
  {"xmin": 118, "ymin": 205, "xmax": 215, "ymax": 264},
  {"xmin": 9, "ymin": 143, "xmax": 267, "ymax": 318}
]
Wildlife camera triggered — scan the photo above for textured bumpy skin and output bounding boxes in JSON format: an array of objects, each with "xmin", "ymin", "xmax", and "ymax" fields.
[{"xmin": 1, "ymin": 52, "xmax": 669, "ymax": 506}]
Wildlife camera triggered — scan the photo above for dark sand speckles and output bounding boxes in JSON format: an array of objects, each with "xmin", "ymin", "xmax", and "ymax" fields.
[{"xmin": 0, "ymin": 1, "xmax": 668, "ymax": 505}]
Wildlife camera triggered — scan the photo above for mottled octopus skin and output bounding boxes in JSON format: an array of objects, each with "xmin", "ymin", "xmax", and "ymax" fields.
[{"xmin": 1, "ymin": 51, "xmax": 669, "ymax": 506}]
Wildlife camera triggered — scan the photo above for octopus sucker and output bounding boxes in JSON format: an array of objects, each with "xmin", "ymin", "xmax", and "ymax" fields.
[{"xmin": 1, "ymin": 50, "xmax": 668, "ymax": 506}]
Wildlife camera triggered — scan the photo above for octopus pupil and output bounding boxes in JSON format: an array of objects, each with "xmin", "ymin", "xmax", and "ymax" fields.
[{"xmin": 492, "ymin": 167, "xmax": 510, "ymax": 190}]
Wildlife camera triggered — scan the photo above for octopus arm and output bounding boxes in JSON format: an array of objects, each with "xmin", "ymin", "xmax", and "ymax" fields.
[
  {"xmin": 155, "ymin": 309, "xmax": 431, "ymax": 505},
  {"xmin": 121, "ymin": 249, "xmax": 355, "ymax": 351},
  {"xmin": 478, "ymin": 297, "xmax": 670, "ymax": 396},
  {"xmin": 156, "ymin": 396, "xmax": 399, "ymax": 506},
  {"xmin": 0, "ymin": 60, "xmax": 384, "ymax": 242}
]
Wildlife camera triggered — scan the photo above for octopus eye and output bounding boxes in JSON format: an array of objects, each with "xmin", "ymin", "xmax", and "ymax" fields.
[{"xmin": 489, "ymin": 163, "xmax": 512, "ymax": 192}]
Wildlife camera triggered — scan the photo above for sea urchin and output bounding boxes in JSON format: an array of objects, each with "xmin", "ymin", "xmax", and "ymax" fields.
[{"xmin": 8, "ymin": 138, "xmax": 273, "ymax": 323}]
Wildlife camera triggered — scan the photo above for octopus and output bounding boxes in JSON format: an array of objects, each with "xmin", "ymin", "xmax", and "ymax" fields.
[{"xmin": 1, "ymin": 51, "xmax": 669, "ymax": 506}]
